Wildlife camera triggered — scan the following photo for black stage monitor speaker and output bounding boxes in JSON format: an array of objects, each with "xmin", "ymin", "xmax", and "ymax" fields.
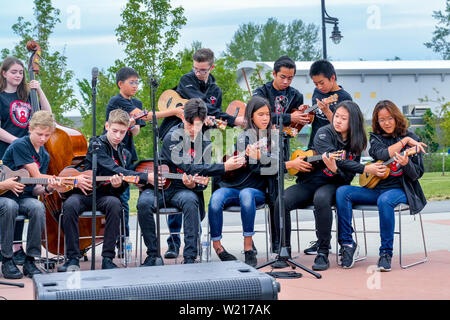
[{"xmin": 33, "ymin": 261, "xmax": 280, "ymax": 300}]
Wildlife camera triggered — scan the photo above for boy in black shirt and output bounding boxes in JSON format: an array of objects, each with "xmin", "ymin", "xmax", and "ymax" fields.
[
  {"xmin": 58, "ymin": 109, "xmax": 156, "ymax": 272},
  {"xmin": 308, "ymin": 59, "xmax": 353, "ymax": 150},
  {"xmin": 137, "ymin": 98, "xmax": 245, "ymax": 266},
  {"xmin": 0, "ymin": 111, "xmax": 59, "ymax": 279}
]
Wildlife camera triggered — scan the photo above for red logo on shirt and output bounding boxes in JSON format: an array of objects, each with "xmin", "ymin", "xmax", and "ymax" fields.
[
  {"xmin": 10, "ymin": 100, "xmax": 32, "ymax": 128},
  {"xmin": 210, "ymin": 96, "xmax": 217, "ymax": 105}
]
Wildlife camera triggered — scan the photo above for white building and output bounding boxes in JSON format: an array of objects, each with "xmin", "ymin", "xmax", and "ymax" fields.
[{"xmin": 236, "ymin": 60, "xmax": 450, "ymax": 120}]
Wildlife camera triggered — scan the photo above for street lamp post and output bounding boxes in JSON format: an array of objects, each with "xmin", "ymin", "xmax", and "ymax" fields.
[{"xmin": 321, "ymin": 0, "xmax": 343, "ymax": 60}]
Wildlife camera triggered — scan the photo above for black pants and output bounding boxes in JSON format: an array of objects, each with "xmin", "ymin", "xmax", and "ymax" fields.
[
  {"xmin": 273, "ymin": 182, "xmax": 338, "ymax": 254},
  {"xmin": 62, "ymin": 193, "xmax": 122, "ymax": 260}
]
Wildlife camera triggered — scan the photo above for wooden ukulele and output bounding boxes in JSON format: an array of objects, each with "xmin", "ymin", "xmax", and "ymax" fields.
[
  {"xmin": 283, "ymin": 94, "xmax": 338, "ymax": 137},
  {"xmin": 57, "ymin": 167, "xmax": 141, "ymax": 196},
  {"xmin": 288, "ymin": 149, "xmax": 346, "ymax": 176},
  {"xmin": 359, "ymin": 146, "xmax": 420, "ymax": 189},
  {"xmin": 157, "ymin": 89, "xmax": 227, "ymax": 130},
  {"xmin": 134, "ymin": 160, "xmax": 209, "ymax": 189},
  {"xmin": 0, "ymin": 165, "xmax": 75, "ymax": 195}
]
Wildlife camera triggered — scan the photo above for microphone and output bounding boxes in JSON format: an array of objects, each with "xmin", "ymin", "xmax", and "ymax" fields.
[{"xmin": 91, "ymin": 67, "xmax": 99, "ymax": 88}]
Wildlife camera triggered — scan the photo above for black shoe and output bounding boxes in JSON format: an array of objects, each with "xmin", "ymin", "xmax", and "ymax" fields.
[
  {"xmin": 57, "ymin": 258, "xmax": 80, "ymax": 272},
  {"xmin": 216, "ymin": 247, "xmax": 237, "ymax": 262},
  {"xmin": 101, "ymin": 257, "xmax": 118, "ymax": 270},
  {"xmin": 13, "ymin": 248, "xmax": 26, "ymax": 266},
  {"xmin": 1, "ymin": 258, "xmax": 23, "ymax": 279},
  {"xmin": 377, "ymin": 253, "xmax": 392, "ymax": 272},
  {"xmin": 341, "ymin": 243, "xmax": 359, "ymax": 269},
  {"xmin": 182, "ymin": 256, "xmax": 196, "ymax": 264},
  {"xmin": 241, "ymin": 241, "xmax": 258, "ymax": 255},
  {"xmin": 164, "ymin": 244, "xmax": 180, "ymax": 259},
  {"xmin": 244, "ymin": 250, "xmax": 257, "ymax": 267},
  {"xmin": 141, "ymin": 255, "xmax": 157, "ymax": 267},
  {"xmin": 304, "ymin": 241, "xmax": 332, "ymax": 255},
  {"xmin": 23, "ymin": 257, "xmax": 42, "ymax": 278},
  {"xmin": 312, "ymin": 253, "xmax": 330, "ymax": 271}
]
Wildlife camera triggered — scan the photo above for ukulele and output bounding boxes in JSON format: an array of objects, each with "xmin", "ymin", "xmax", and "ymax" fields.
[
  {"xmin": 283, "ymin": 94, "xmax": 339, "ymax": 137},
  {"xmin": 221, "ymin": 137, "xmax": 268, "ymax": 183},
  {"xmin": 288, "ymin": 149, "xmax": 346, "ymax": 176},
  {"xmin": 157, "ymin": 89, "xmax": 227, "ymax": 130},
  {"xmin": 0, "ymin": 165, "xmax": 75, "ymax": 195},
  {"xmin": 134, "ymin": 160, "xmax": 209, "ymax": 189},
  {"xmin": 359, "ymin": 146, "xmax": 420, "ymax": 189},
  {"xmin": 57, "ymin": 167, "xmax": 141, "ymax": 197}
]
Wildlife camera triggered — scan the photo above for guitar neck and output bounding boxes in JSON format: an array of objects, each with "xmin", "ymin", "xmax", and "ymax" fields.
[
  {"xmin": 305, "ymin": 154, "xmax": 324, "ymax": 163},
  {"xmin": 303, "ymin": 104, "xmax": 319, "ymax": 114},
  {"xmin": 162, "ymin": 173, "xmax": 183, "ymax": 180},
  {"xmin": 18, "ymin": 177, "xmax": 50, "ymax": 185},
  {"xmin": 383, "ymin": 148, "xmax": 417, "ymax": 166}
]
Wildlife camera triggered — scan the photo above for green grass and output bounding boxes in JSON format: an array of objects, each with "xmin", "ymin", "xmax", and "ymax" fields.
[{"xmin": 128, "ymin": 172, "xmax": 450, "ymax": 214}]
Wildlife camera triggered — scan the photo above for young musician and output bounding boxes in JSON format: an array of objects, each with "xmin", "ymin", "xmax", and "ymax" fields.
[
  {"xmin": 252, "ymin": 55, "xmax": 310, "ymax": 253},
  {"xmin": 58, "ymin": 109, "xmax": 153, "ymax": 272},
  {"xmin": 0, "ymin": 111, "xmax": 58, "ymax": 279},
  {"xmin": 335, "ymin": 100, "xmax": 427, "ymax": 271},
  {"xmin": 304, "ymin": 59, "xmax": 353, "ymax": 255},
  {"xmin": 0, "ymin": 56, "xmax": 51, "ymax": 266},
  {"xmin": 273, "ymin": 101, "xmax": 383, "ymax": 271},
  {"xmin": 159, "ymin": 48, "xmax": 245, "ymax": 260},
  {"xmin": 137, "ymin": 98, "xmax": 245, "ymax": 266}
]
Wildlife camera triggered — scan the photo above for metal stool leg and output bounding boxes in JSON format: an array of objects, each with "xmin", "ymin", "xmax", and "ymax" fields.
[{"xmin": 399, "ymin": 207, "xmax": 428, "ymax": 269}]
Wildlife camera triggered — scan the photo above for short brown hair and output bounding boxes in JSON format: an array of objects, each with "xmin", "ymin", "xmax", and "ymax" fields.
[
  {"xmin": 193, "ymin": 48, "xmax": 214, "ymax": 66},
  {"xmin": 29, "ymin": 110, "xmax": 56, "ymax": 131},
  {"xmin": 108, "ymin": 109, "xmax": 130, "ymax": 127},
  {"xmin": 372, "ymin": 100, "xmax": 408, "ymax": 137}
]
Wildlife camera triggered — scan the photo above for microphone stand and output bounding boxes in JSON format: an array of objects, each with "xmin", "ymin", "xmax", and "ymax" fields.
[
  {"xmin": 256, "ymin": 100, "xmax": 322, "ymax": 279},
  {"xmin": 149, "ymin": 76, "xmax": 164, "ymax": 266},
  {"xmin": 90, "ymin": 68, "xmax": 100, "ymax": 270}
]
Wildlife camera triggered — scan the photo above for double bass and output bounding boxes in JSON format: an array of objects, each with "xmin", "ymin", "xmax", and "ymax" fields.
[{"xmin": 26, "ymin": 41, "xmax": 105, "ymax": 256}]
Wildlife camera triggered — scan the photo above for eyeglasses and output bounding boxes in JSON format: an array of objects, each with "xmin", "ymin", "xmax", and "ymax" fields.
[
  {"xmin": 378, "ymin": 117, "xmax": 395, "ymax": 124},
  {"xmin": 128, "ymin": 80, "xmax": 139, "ymax": 86},
  {"xmin": 192, "ymin": 67, "xmax": 211, "ymax": 75}
]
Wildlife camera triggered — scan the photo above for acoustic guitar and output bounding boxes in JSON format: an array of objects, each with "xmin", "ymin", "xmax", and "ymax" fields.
[
  {"xmin": 0, "ymin": 165, "xmax": 75, "ymax": 195},
  {"xmin": 282, "ymin": 94, "xmax": 339, "ymax": 137},
  {"xmin": 157, "ymin": 90, "xmax": 227, "ymax": 130},
  {"xmin": 359, "ymin": 146, "xmax": 420, "ymax": 189},
  {"xmin": 288, "ymin": 149, "xmax": 346, "ymax": 176},
  {"xmin": 135, "ymin": 160, "xmax": 209, "ymax": 189}
]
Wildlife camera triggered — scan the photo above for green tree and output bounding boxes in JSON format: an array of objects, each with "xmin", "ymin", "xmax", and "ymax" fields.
[
  {"xmin": 1, "ymin": 0, "xmax": 78, "ymax": 125},
  {"xmin": 115, "ymin": 0, "xmax": 187, "ymax": 159},
  {"xmin": 424, "ymin": 0, "xmax": 450, "ymax": 59},
  {"xmin": 415, "ymin": 109, "xmax": 439, "ymax": 153},
  {"xmin": 226, "ymin": 18, "xmax": 321, "ymax": 62}
]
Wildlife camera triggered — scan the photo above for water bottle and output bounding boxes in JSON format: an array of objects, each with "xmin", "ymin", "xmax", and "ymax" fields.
[
  {"xmin": 200, "ymin": 234, "xmax": 210, "ymax": 263},
  {"xmin": 124, "ymin": 237, "xmax": 132, "ymax": 265}
]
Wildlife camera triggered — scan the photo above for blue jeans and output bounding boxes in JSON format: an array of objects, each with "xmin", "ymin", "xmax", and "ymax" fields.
[
  {"xmin": 120, "ymin": 186, "xmax": 130, "ymax": 237},
  {"xmin": 336, "ymin": 185, "xmax": 407, "ymax": 256},
  {"xmin": 208, "ymin": 187, "xmax": 265, "ymax": 241}
]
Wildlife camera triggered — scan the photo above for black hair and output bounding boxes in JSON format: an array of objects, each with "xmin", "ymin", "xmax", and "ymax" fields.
[
  {"xmin": 333, "ymin": 100, "xmax": 367, "ymax": 155},
  {"xmin": 193, "ymin": 48, "xmax": 215, "ymax": 66},
  {"xmin": 184, "ymin": 98, "xmax": 207, "ymax": 123},
  {"xmin": 116, "ymin": 67, "xmax": 139, "ymax": 88},
  {"xmin": 245, "ymin": 96, "xmax": 272, "ymax": 151},
  {"xmin": 273, "ymin": 55, "xmax": 296, "ymax": 75},
  {"xmin": 309, "ymin": 59, "xmax": 337, "ymax": 80}
]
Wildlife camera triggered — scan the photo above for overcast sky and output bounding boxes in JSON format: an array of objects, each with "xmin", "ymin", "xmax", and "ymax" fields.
[{"xmin": 0, "ymin": 0, "xmax": 447, "ymax": 114}]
